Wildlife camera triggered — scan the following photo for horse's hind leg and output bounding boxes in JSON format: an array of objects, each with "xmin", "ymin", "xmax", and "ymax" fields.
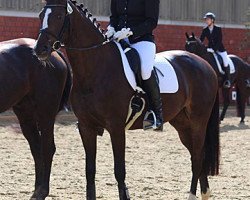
[
  {"xmin": 236, "ymin": 86, "xmax": 247, "ymax": 123},
  {"xmin": 220, "ymin": 88, "xmax": 230, "ymax": 121},
  {"xmin": 13, "ymin": 101, "xmax": 44, "ymax": 199},
  {"xmin": 188, "ymin": 131, "xmax": 205, "ymax": 200},
  {"xmin": 199, "ymin": 172, "xmax": 211, "ymax": 200},
  {"xmin": 35, "ymin": 116, "xmax": 56, "ymax": 200},
  {"xmin": 170, "ymin": 111, "xmax": 207, "ymax": 200}
]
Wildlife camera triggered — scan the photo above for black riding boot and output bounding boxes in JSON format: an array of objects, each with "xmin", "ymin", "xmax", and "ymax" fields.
[
  {"xmin": 143, "ymin": 71, "xmax": 163, "ymax": 131},
  {"xmin": 223, "ymin": 66, "xmax": 231, "ymax": 88}
]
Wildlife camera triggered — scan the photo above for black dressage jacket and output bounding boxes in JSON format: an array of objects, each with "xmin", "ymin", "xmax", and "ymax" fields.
[
  {"xmin": 200, "ymin": 25, "xmax": 226, "ymax": 52},
  {"xmin": 110, "ymin": 0, "xmax": 160, "ymax": 44}
]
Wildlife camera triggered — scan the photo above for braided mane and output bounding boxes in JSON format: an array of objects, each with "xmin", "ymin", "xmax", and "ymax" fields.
[{"xmin": 70, "ymin": 0, "xmax": 106, "ymax": 38}]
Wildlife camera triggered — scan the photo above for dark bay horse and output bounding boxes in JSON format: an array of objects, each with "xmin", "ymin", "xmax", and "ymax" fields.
[
  {"xmin": 34, "ymin": 1, "xmax": 219, "ymax": 200},
  {"xmin": 185, "ymin": 33, "xmax": 250, "ymax": 123},
  {"xmin": 0, "ymin": 38, "xmax": 71, "ymax": 199}
]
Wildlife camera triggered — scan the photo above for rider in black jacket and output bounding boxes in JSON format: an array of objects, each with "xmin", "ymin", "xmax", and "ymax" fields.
[
  {"xmin": 200, "ymin": 12, "xmax": 231, "ymax": 88},
  {"xmin": 106, "ymin": 0, "xmax": 163, "ymax": 131}
]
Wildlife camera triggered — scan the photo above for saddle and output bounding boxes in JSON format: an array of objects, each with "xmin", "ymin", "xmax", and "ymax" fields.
[
  {"xmin": 215, "ymin": 53, "xmax": 224, "ymax": 67},
  {"xmin": 119, "ymin": 40, "xmax": 143, "ymax": 88},
  {"xmin": 119, "ymin": 40, "xmax": 146, "ymax": 130},
  {"xmin": 207, "ymin": 48, "xmax": 235, "ymax": 75},
  {"xmin": 119, "ymin": 40, "xmax": 162, "ymax": 130}
]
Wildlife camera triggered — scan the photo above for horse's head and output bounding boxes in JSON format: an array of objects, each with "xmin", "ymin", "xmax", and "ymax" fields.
[
  {"xmin": 34, "ymin": 0, "xmax": 72, "ymax": 60},
  {"xmin": 185, "ymin": 32, "xmax": 207, "ymax": 56}
]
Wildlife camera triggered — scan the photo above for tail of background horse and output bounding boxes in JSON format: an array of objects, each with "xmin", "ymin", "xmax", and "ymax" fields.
[
  {"xmin": 204, "ymin": 91, "xmax": 220, "ymax": 176},
  {"xmin": 56, "ymin": 50, "xmax": 72, "ymax": 112}
]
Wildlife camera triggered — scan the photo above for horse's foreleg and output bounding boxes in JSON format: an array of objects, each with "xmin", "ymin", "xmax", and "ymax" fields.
[
  {"xmin": 78, "ymin": 123, "xmax": 97, "ymax": 200},
  {"xmin": 110, "ymin": 129, "xmax": 130, "ymax": 200}
]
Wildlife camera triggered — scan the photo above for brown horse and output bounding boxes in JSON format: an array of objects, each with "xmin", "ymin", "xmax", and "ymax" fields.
[
  {"xmin": 185, "ymin": 33, "xmax": 250, "ymax": 123},
  {"xmin": 0, "ymin": 38, "xmax": 71, "ymax": 199},
  {"xmin": 34, "ymin": 1, "xmax": 219, "ymax": 200}
]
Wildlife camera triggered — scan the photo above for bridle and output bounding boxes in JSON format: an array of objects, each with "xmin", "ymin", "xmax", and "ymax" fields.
[
  {"xmin": 39, "ymin": 3, "xmax": 110, "ymax": 51},
  {"xmin": 186, "ymin": 39, "xmax": 208, "ymax": 56},
  {"xmin": 186, "ymin": 40, "xmax": 198, "ymax": 45},
  {"xmin": 39, "ymin": 4, "xmax": 70, "ymax": 50}
]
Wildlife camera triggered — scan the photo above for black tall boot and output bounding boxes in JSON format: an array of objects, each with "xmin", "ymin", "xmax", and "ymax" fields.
[
  {"xmin": 223, "ymin": 66, "xmax": 231, "ymax": 88},
  {"xmin": 143, "ymin": 71, "xmax": 163, "ymax": 131}
]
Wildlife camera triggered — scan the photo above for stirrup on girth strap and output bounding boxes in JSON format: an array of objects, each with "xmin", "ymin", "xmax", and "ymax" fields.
[{"xmin": 125, "ymin": 88, "xmax": 145, "ymax": 130}]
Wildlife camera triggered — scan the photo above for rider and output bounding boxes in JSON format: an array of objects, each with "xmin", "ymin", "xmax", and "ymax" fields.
[
  {"xmin": 105, "ymin": 0, "xmax": 163, "ymax": 131},
  {"xmin": 200, "ymin": 12, "xmax": 231, "ymax": 88}
]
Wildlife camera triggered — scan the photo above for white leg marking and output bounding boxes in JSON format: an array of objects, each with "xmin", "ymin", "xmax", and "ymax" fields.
[
  {"xmin": 202, "ymin": 188, "xmax": 211, "ymax": 200},
  {"xmin": 188, "ymin": 193, "xmax": 198, "ymax": 200},
  {"xmin": 42, "ymin": 8, "xmax": 52, "ymax": 30}
]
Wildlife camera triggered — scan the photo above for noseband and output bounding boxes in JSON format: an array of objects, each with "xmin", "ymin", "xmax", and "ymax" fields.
[
  {"xmin": 186, "ymin": 40, "xmax": 198, "ymax": 45},
  {"xmin": 39, "ymin": 4, "xmax": 70, "ymax": 51}
]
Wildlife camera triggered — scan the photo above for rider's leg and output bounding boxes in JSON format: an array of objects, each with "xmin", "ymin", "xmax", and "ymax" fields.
[
  {"xmin": 217, "ymin": 51, "xmax": 231, "ymax": 88},
  {"xmin": 131, "ymin": 41, "xmax": 163, "ymax": 131}
]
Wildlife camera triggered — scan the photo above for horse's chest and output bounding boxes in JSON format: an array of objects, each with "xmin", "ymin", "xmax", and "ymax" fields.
[{"xmin": 70, "ymin": 85, "xmax": 102, "ymax": 115}]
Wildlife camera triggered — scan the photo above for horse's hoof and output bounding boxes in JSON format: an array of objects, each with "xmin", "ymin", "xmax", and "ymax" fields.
[
  {"xmin": 188, "ymin": 193, "xmax": 198, "ymax": 200},
  {"xmin": 201, "ymin": 188, "xmax": 211, "ymax": 200},
  {"xmin": 30, "ymin": 187, "xmax": 48, "ymax": 200}
]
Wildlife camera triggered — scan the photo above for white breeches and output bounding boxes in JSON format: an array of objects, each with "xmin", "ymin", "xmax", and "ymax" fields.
[
  {"xmin": 125, "ymin": 39, "xmax": 156, "ymax": 80},
  {"xmin": 217, "ymin": 51, "xmax": 229, "ymax": 67}
]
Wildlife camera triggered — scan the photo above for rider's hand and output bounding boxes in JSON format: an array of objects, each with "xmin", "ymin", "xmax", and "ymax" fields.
[
  {"xmin": 113, "ymin": 28, "xmax": 133, "ymax": 42},
  {"xmin": 207, "ymin": 48, "xmax": 214, "ymax": 53},
  {"xmin": 105, "ymin": 25, "xmax": 116, "ymax": 39}
]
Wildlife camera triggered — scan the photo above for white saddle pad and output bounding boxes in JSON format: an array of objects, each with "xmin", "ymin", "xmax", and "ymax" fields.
[
  {"xmin": 115, "ymin": 42, "xmax": 179, "ymax": 93},
  {"xmin": 212, "ymin": 53, "xmax": 235, "ymax": 75}
]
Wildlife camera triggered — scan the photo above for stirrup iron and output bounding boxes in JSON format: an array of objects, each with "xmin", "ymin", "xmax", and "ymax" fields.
[{"xmin": 143, "ymin": 110, "xmax": 157, "ymax": 130}]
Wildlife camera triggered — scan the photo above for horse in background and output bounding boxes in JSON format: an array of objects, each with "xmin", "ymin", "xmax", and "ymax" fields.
[
  {"xmin": 0, "ymin": 38, "xmax": 72, "ymax": 199},
  {"xmin": 185, "ymin": 33, "xmax": 250, "ymax": 123}
]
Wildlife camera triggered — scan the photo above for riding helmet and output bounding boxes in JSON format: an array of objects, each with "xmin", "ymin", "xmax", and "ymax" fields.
[{"xmin": 203, "ymin": 12, "xmax": 216, "ymax": 21}]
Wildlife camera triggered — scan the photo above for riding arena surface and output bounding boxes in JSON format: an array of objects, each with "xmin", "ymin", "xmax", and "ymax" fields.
[{"xmin": 0, "ymin": 110, "xmax": 249, "ymax": 200}]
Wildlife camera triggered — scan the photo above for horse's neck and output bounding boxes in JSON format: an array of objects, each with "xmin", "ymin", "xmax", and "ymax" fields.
[
  {"xmin": 66, "ymin": 7, "xmax": 107, "ymax": 76},
  {"xmin": 66, "ymin": 7, "xmax": 105, "ymax": 50},
  {"xmin": 201, "ymin": 52, "xmax": 219, "ymax": 72}
]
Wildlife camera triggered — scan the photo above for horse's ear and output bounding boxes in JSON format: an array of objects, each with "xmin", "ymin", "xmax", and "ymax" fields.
[
  {"xmin": 185, "ymin": 32, "xmax": 189, "ymax": 39},
  {"xmin": 192, "ymin": 32, "xmax": 195, "ymax": 38}
]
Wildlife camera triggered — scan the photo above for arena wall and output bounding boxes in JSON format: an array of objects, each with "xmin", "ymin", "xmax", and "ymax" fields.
[
  {"xmin": 0, "ymin": 14, "xmax": 250, "ymax": 61},
  {"xmin": 0, "ymin": 13, "xmax": 250, "ymax": 104}
]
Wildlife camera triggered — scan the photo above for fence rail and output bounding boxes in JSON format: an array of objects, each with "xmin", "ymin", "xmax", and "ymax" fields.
[{"xmin": 0, "ymin": 0, "xmax": 249, "ymax": 24}]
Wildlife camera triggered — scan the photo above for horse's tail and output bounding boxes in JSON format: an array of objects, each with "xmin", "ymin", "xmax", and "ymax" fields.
[
  {"xmin": 57, "ymin": 50, "xmax": 72, "ymax": 112},
  {"xmin": 204, "ymin": 91, "xmax": 220, "ymax": 176}
]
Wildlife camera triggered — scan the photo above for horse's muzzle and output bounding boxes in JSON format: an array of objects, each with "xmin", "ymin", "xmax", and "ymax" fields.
[{"xmin": 34, "ymin": 44, "xmax": 52, "ymax": 61}]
